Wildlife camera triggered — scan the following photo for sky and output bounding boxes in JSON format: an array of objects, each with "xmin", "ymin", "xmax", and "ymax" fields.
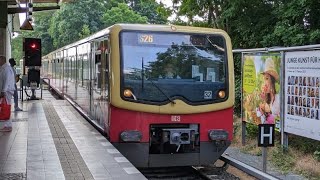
[{"xmin": 18, "ymin": 4, "xmax": 26, "ymax": 26}]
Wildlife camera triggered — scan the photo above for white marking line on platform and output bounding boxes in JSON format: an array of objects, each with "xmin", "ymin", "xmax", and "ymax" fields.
[
  {"xmin": 123, "ymin": 167, "xmax": 140, "ymax": 174},
  {"xmin": 107, "ymin": 149, "xmax": 120, "ymax": 154},
  {"xmin": 95, "ymin": 136, "xmax": 105, "ymax": 140},
  {"xmin": 101, "ymin": 142, "xmax": 112, "ymax": 147},
  {"xmin": 114, "ymin": 157, "xmax": 129, "ymax": 163}
]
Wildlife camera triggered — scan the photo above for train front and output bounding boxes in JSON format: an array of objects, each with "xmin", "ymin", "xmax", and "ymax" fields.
[{"xmin": 109, "ymin": 25, "xmax": 234, "ymax": 167}]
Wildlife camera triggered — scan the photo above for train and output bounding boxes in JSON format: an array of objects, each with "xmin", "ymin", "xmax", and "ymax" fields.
[{"xmin": 41, "ymin": 24, "xmax": 235, "ymax": 167}]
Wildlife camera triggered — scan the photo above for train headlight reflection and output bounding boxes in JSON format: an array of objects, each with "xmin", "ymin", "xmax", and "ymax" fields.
[{"xmin": 124, "ymin": 89, "xmax": 137, "ymax": 100}]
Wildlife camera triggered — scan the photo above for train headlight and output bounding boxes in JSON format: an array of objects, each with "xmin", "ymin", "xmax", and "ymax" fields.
[
  {"xmin": 208, "ymin": 129, "xmax": 228, "ymax": 141},
  {"xmin": 218, "ymin": 90, "xmax": 226, "ymax": 99},
  {"xmin": 120, "ymin": 130, "xmax": 142, "ymax": 142}
]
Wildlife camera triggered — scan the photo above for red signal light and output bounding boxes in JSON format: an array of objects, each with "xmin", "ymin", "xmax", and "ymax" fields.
[{"xmin": 30, "ymin": 43, "xmax": 37, "ymax": 49}]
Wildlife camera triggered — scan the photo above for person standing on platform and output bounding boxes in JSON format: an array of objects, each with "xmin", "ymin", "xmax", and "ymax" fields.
[
  {"xmin": 0, "ymin": 55, "xmax": 16, "ymax": 132},
  {"xmin": 9, "ymin": 58, "xmax": 22, "ymax": 111}
]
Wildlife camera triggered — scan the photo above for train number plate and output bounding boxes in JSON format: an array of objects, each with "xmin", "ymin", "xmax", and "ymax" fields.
[{"xmin": 171, "ymin": 116, "xmax": 180, "ymax": 122}]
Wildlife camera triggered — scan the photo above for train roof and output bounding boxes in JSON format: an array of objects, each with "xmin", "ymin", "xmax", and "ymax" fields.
[{"xmin": 45, "ymin": 24, "xmax": 228, "ymax": 57}]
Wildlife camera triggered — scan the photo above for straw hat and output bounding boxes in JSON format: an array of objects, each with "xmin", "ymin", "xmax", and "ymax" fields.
[{"xmin": 262, "ymin": 58, "xmax": 279, "ymax": 81}]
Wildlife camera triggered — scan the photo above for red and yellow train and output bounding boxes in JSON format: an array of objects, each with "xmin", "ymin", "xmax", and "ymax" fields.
[{"xmin": 42, "ymin": 24, "xmax": 234, "ymax": 167}]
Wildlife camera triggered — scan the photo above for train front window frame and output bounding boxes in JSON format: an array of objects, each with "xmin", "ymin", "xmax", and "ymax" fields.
[{"xmin": 120, "ymin": 31, "xmax": 229, "ymax": 105}]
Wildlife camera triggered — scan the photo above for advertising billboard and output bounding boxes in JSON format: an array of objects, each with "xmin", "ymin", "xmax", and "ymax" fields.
[
  {"xmin": 284, "ymin": 51, "xmax": 320, "ymax": 141},
  {"xmin": 242, "ymin": 53, "xmax": 281, "ymax": 129}
]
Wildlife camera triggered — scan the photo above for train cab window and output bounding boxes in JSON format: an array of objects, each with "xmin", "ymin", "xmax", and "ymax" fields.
[{"xmin": 120, "ymin": 32, "xmax": 228, "ymax": 105}]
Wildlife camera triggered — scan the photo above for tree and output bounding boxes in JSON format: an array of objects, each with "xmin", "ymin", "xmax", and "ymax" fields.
[
  {"xmin": 104, "ymin": 0, "xmax": 171, "ymax": 24},
  {"xmin": 262, "ymin": 0, "xmax": 320, "ymax": 46},
  {"xmin": 11, "ymin": 10, "xmax": 54, "ymax": 62},
  {"xmin": 102, "ymin": 3, "xmax": 148, "ymax": 27},
  {"xmin": 79, "ymin": 24, "xmax": 91, "ymax": 39},
  {"xmin": 131, "ymin": 0, "xmax": 171, "ymax": 24},
  {"xmin": 49, "ymin": 0, "xmax": 106, "ymax": 48},
  {"xmin": 173, "ymin": 0, "xmax": 228, "ymax": 29}
]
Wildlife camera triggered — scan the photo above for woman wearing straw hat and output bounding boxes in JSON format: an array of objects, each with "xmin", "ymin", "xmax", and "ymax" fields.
[{"xmin": 256, "ymin": 58, "xmax": 280, "ymax": 124}]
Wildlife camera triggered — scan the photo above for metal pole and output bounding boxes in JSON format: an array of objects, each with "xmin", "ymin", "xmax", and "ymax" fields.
[
  {"xmin": 20, "ymin": 78, "xmax": 23, "ymax": 101},
  {"xmin": 0, "ymin": 2, "xmax": 8, "ymax": 57},
  {"xmin": 280, "ymin": 51, "xmax": 289, "ymax": 150},
  {"xmin": 233, "ymin": 44, "xmax": 320, "ymax": 54},
  {"xmin": 241, "ymin": 52, "xmax": 246, "ymax": 146},
  {"xmin": 242, "ymin": 121, "xmax": 246, "ymax": 146},
  {"xmin": 40, "ymin": 79, "xmax": 43, "ymax": 99},
  {"xmin": 262, "ymin": 147, "xmax": 267, "ymax": 172}
]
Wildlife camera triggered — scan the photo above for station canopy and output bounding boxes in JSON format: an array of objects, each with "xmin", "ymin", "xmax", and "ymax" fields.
[
  {"xmin": 7, "ymin": 0, "xmax": 70, "ymax": 4},
  {"xmin": 7, "ymin": 0, "xmax": 71, "ymax": 13},
  {"xmin": 6, "ymin": 0, "xmax": 71, "ymax": 31}
]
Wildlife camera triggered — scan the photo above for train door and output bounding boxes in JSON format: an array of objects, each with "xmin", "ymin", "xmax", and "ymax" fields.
[
  {"xmin": 80, "ymin": 53, "xmax": 90, "ymax": 114},
  {"xmin": 90, "ymin": 38, "xmax": 110, "ymax": 131}
]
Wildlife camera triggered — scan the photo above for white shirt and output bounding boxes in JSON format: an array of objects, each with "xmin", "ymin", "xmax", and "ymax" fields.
[{"xmin": 0, "ymin": 63, "xmax": 15, "ymax": 104}]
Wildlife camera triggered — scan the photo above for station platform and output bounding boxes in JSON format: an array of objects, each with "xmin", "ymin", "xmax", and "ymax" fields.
[{"xmin": 0, "ymin": 90, "xmax": 146, "ymax": 180}]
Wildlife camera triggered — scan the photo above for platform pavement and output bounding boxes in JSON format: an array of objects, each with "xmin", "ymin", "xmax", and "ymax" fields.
[{"xmin": 0, "ymin": 91, "xmax": 146, "ymax": 180}]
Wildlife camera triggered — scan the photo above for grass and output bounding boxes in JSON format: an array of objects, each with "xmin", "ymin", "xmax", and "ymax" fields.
[{"xmin": 231, "ymin": 116, "xmax": 320, "ymax": 179}]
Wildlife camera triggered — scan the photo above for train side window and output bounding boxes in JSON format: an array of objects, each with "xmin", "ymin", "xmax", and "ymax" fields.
[
  {"xmin": 77, "ymin": 55, "xmax": 83, "ymax": 86},
  {"xmin": 94, "ymin": 54, "xmax": 101, "ymax": 92},
  {"xmin": 83, "ymin": 54, "xmax": 89, "ymax": 88}
]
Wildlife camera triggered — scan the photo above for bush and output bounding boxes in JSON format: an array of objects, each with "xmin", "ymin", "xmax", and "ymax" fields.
[
  {"xmin": 233, "ymin": 54, "xmax": 242, "ymax": 117},
  {"xmin": 314, "ymin": 150, "xmax": 320, "ymax": 162},
  {"xmin": 246, "ymin": 123, "xmax": 259, "ymax": 138},
  {"xmin": 289, "ymin": 135, "xmax": 320, "ymax": 154}
]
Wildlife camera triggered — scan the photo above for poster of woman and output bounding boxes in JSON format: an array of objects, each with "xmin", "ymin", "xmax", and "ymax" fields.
[{"xmin": 242, "ymin": 54, "xmax": 281, "ymax": 128}]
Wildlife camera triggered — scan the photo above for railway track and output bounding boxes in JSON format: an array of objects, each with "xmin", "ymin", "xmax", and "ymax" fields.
[
  {"xmin": 139, "ymin": 154, "xmax": 279, "ymax": 180},
  {"xmin": 139, "ymin": 165, "xmax": 240, "ymax": 180}
]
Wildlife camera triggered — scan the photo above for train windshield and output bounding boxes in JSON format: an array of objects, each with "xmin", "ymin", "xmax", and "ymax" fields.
[{"xmin": 120, "ymin": 31, "xmax": 228, "ymax": 105}]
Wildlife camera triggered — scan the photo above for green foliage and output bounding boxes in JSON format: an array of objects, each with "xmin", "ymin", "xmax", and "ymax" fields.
[
  {"xmin": 131, "ymin": 0, "xmax": 171, "ymax": 24},
  {"xmin": 233, "ymin": 54, "xmax": 242, "ymax": 117},
  {"xmin": 271, "ymin": 146, "xmax": 295, "ymax": 173},
  {"xmin": 11, "ymin": 10, "xmax": 54, "ymax": 61},
  {"xmin": 240, "ymin": 143, "xmax": 261, "ymax": 156},
  {"xmin": 79, "ymin": 25, "xmax": 91, "ymax": 39},
  {"xmin": 314, "ymin": 150, "xmax": 320, "ymax": 162},
  {"xmin": 102, "ymin": 3, "xmax": 148, "ymax": 27},
  {"xmin": 11, "ymin": 35, "xmax": 24, "ymax": 62},
  {"xmin": 49, "ymin": 0, "xmax": 106, "ymax": 48},
  {"xmin": 246, "ymin": 123, "xmax": 258, "ymax": 138},
  {"xmin": 289, "ymin": 135, "xmax": 320, "ymax": 154},
  {"xmin": 173, "ymin": 0, "xmax": 227, "ymax": 28}
]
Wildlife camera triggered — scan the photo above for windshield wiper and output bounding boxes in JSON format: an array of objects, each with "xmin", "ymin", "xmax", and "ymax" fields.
[
  {"xmin": 148, "ymin": 78, "xmax": 176, "ymax": 105},
  {"xmin": 206, "ymin": 36, "xmax": 225, "ymax": 52},
  {"xmin": 141, "ymin": 57, "xmax": 175, "ymax": 105}
]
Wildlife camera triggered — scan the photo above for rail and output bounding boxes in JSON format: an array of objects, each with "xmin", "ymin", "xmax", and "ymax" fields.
[{"xmin": 220, "ymin": 154, "xmax": 279, "ymax": 180}]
